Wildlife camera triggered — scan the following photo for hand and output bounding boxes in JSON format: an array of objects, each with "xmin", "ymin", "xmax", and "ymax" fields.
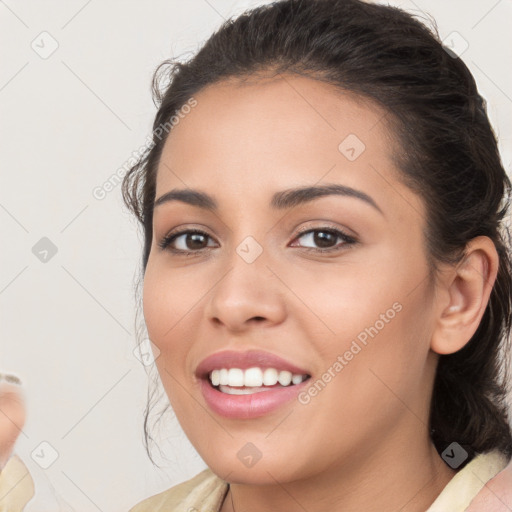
[
  {"xmin": 0, "ymin": 374, "xmax": 26, "ymax": 470},
  {"xmin": 465, "ymin": 457, "xmax": 512, "ymax": 511}
]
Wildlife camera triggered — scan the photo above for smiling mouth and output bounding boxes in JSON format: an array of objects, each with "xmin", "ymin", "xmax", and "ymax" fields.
[
  {"xmin": 208, "ymin": 367, "xmax": 311, "ymax": 395},
  {"xmin": 198, "ymin": 361, "xmax": 312, "ymax": 418}
]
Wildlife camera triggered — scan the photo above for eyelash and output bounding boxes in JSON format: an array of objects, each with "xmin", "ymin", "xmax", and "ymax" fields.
[{"xmin": 157, "ymin": 226, "xmax": 357, "ymax": 256}]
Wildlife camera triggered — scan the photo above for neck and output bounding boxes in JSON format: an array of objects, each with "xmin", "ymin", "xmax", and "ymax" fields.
[{"xmin": 221, "ymin": 436, "xmax": 456, "ymax": 512}]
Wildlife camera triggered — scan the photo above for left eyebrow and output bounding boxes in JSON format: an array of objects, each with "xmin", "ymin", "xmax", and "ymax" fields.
[
  {"xmin": 270, "ymin": 183, "xmax": 383, "ymax": 215},
  {"xmin": 153, "ymin": 183, "xmax": 383, "ymax": 216}
]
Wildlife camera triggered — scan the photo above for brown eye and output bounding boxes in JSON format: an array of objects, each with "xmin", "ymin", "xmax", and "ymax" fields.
[
  {"xmin": 292, "ymin": 228, "xmax": 356, "ymax": 252},
  {"xmin": 181, "ymin": 232, "xmax": 209, "ymax": 250},
  {"xmin": 158, "ymin": 229, "xmax": 216, "ymax": 253}
]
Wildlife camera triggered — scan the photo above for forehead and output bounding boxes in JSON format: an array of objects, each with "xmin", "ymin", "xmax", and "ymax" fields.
[
  {"xmin": 155, "ymin": 73, "xmax": 424, "ymax": 223},
  {"xmin": 159, "ymin": 73, "xmax": 393, "ymax": 167}
]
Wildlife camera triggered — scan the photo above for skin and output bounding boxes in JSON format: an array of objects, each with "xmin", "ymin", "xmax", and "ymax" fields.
[
  {"xmin": 142, "ymin": 73, "xmax": 503, "ymax": 512},
  {"xmin": 466, "ymin": 464, "xmax": 512, "ymax": 511},
  {"xmin": 0, "ymin": 378, "xmax": 26, "ymax": 470}
]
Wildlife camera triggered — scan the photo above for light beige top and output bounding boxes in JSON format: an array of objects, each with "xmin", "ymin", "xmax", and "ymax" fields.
[
  {"xmin": 129, "ymin": 449, "xmax": 510, "ymax": 512},
  {"xmin": 0, "ymin": 455, "xmax": 34, "ymax": 512},
  {"xmin": 0, "ymin": 450, "xmax": 508, "ymax": 511}
]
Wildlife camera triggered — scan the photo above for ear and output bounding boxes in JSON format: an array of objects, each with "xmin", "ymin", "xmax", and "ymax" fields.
[{"xmin": 430, "ymin": 236, "xmax": 499, "ymax": 355}]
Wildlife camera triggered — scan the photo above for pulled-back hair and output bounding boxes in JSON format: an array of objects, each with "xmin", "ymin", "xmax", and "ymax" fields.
[{"xmin": 122, "ymin": 0, "xmax": 512, "ymax": 465}]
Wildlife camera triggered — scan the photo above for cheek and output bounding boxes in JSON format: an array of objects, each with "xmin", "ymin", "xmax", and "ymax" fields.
[
  {"xmin": 291, "ymin": 256, "xmax": 402, "ymax": 341},
  {"xmin": 142, "ymin": 264, "xmax": 190, "ymax": 381},
  {"xmin": 142, "ymin": 262, "xmax": 213, "ymax": 394},
  {"xmin": 296, "ymin": 300, "xmax": 433, "ymax": 452},
  {"xmin": 142, "ymin": 263, "xmax": 195, "ymax": 347},
  {"xmin": 142, "ymin": 268, "xmax": 166, "ymax": 345},
  {"xmin": 323, "ymin": 283, "xmax": 434, "ymax": 423},
  {"xmin": 294, "ymin": 247, "xmax": 433, "ymax": 378},
  {"xmin": 142, "ymin": 267, "xmax": 196, "ymax": 417}
]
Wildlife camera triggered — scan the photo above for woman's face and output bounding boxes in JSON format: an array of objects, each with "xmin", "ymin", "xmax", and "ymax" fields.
[{"xmin": 143, "ymin": 74, "xmax": 441, "ymax": 484}]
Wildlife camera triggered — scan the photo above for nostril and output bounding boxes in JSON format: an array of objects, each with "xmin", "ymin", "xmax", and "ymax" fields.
[{"xmin": 247, "ymin": 316, "xmax": 267, "ymax": 324}]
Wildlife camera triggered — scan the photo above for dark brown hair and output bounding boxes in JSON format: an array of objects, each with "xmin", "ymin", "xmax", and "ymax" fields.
[{"xmin": 122, "ymin": 0, "xmax": 512, "ymax": 466}]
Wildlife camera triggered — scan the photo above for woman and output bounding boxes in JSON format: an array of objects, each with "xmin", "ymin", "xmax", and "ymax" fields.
[
  {"xmin": 1, "ymin": 0, "xmax": 511, "ymax": 511},
  {"xmin": 120, "ymin": 0, "xmax": 512, "ymax": 510}
]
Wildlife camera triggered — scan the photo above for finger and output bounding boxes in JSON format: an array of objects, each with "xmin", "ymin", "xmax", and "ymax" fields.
[{"xmin": 0, "ymin": 373, "xmax": 26, "ymax": 470}]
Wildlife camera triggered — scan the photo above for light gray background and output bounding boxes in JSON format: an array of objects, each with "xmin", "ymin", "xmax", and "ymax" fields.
[{"xmin": 1, "ymin": 1, "xmax": 511, "ymax": 511}]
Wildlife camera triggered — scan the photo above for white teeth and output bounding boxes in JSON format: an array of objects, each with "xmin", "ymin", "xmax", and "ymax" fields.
[
  {"xmin": 218, "ymin": 385, "xmax": 270, "ymax": 395},
  {"xmin": 219, "ymin": 369, "xmax": 229, "ymax": 386},
  {"xmin": 262, "ymin": 368, "xmax": 278, "ymax": 386},
  {"xmin": 278, "ymin": 370, "xmax": 292, "ymax": 386},
  {"xmin": 228, "ymin": 368, "xmax": 244, "ymax": 387},
  {"xmin": 208, "ymin": 367, "xmax": 308, "ymax": 388},
  {"xmin": 244, "ymin": 367, "xmax": 263, "ymax": 387},
  {"xmin": 210, "ymin": 370, "xmax": 220, "ymax": 386},
  {"xmin": 291, "ymin": 374, "xmax": 304, "ymax": 385}
]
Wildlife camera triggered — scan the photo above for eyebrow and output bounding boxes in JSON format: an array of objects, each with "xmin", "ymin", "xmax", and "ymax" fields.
[{"xmin": 153, "ymin": 183, "xmax": 383, "ymax": 215}]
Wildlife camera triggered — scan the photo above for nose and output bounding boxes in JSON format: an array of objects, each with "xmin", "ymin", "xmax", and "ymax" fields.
[{"xmin": 205, "ymin": 249, "xmax": 287, "ymax": 333}]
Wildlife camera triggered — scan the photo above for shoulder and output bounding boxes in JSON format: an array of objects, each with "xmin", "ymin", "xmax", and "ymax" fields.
[
  {"xmin": 465, "ymin": 451, "xmax": 512, "ymax": 512},
  {"xmin": 128, "ymin": 467, "xmax": 229, "ymax": 512},
  {"xmin": 426, "ymin": 449, "xmax": 510, "ymax": 512}
]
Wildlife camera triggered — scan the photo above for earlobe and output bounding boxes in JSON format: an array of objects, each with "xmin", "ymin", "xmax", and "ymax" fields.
[{"xmin": 430, "ymin": 236, "xmax": 499, "ymax": 356}]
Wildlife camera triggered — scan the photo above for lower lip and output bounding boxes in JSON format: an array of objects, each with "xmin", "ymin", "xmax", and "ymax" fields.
[{"xmin": 199, "ymin": 378, "xmax": 310, "ymax": 419}]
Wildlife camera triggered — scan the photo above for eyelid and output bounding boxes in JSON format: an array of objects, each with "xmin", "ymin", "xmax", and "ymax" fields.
[{"xmin": 292, "ymin": 221, "xmax": 357, "ymax": 239}]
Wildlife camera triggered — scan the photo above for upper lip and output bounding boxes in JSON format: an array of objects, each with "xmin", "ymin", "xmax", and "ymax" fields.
[{"xmin": 195, "ymin": 350, "xmax": 311, "ymax": 379}]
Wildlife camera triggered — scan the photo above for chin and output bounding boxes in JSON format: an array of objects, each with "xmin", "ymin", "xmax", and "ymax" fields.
[{"xmin": 203, "ymin": 450, "xmax": 307, "ymax": 485}]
